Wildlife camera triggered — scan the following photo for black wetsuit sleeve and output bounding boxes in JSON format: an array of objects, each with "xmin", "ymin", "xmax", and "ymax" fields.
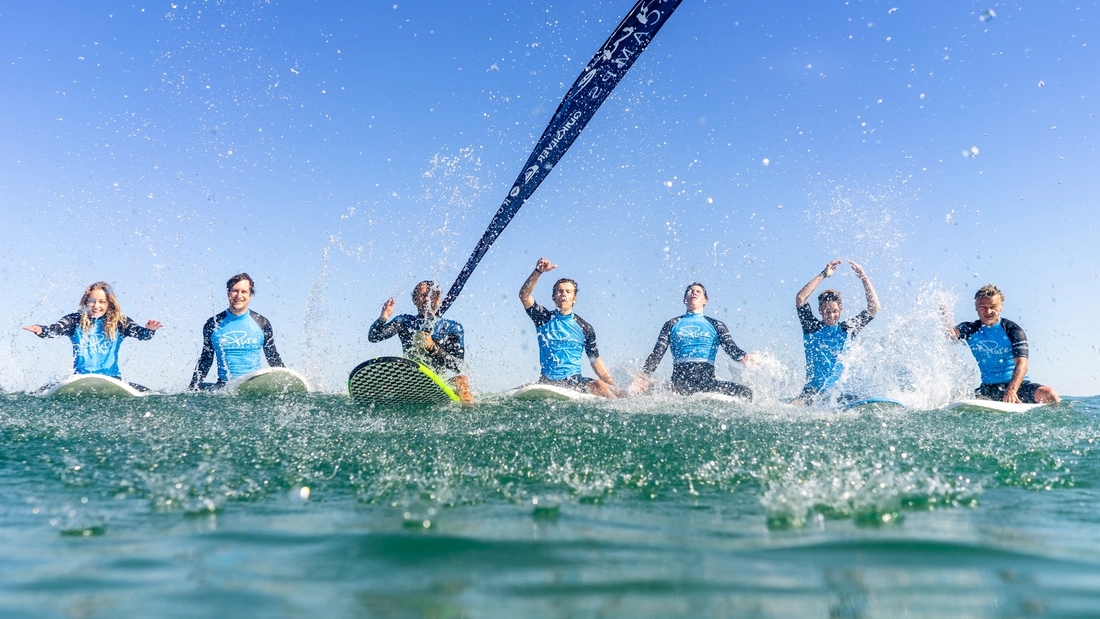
[
  {"xmin": 709, "ymin": 317, "xmax": 747, "ymax": 361},
  {"xmin": 525, "ymin": 302, "xmax": 554, "ymax": 329},
  {"xmin": 1002, "ymin": 319, "xmax": 1029, "ymax": 358},
  {"xmin": 189, "ymin": 316, "xmax": 218, "ymax": 389},
  {"xmin": 253, "ymin": 311, "xmax": 285, "ymax": 368},
  {"xmin": 368, "ymin": 317, "xmax": 401, "ymax": 343},
  {"xmin": 841, "ymin": 310, "xmax": 874, "ymax": 338},
  {"xmin": 120, "ymin": 316, "xmax": 156, "ymax": 340},
  {"xmin": 955, "ymin": 320, "xmax": 981, "ymax": 340},
  {"xmin": 642, "ymin": 318, "xmax": 676, "ymax": 375},
  {"xmin": 797, "ymin": 303, "xmax": 822, "ymax": 335},
  {"xmin": 574, "ymin": 315, "xmax": 600, "ymax": 360},
  {"xmin": 36, "ymin": 313, "xmax": 80, "ymax": 338}
]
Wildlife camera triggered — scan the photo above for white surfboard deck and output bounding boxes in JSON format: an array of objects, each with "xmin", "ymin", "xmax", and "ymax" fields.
[
  {"xmin": 506, "ymin": 384, "xmax": 597, "ymax": 401},
  {"xmin": 688, "ymin": 392, "xmax": 745, "ymax": 404},
  {"xmin": 944, "ymin": 399, "xmax": 1043, "ymax": 413},
  {"xmin": 230, "ymin": 367, "xmax": 311, "ymax": 396},
  {"xmin": 42, "ymin": 374, "xmax": 145, "ymax": 398},
  {"xmin": 841, "ymin": 398, "xmax": 906, "ymax": 412}
]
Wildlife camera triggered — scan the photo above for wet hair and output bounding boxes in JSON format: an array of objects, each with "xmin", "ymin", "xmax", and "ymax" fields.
[
  {"xmin": 683, "ymin": 282, "xmax": 708, "ymax": 301},
  {"xmin": 79, "ymin": 281, "xmax": 125, "ymax": 340},
  {"xmin": 412, "ymin": 280, "xmax": 442, "ymax": 300},
  {"xmin": 226, "ymin": 273, "xmax": 255, "ymax": 295},
  {"xmin": 974, "ymin": 283, "xmax": 1004, "ymax": 302},
  {"xmin": 552, "ymin": 278, "xmax": 579, "ymax": 296},
  {"xmin": 817, "ymin": 289, "xmax": 843, "ymax": 308}
]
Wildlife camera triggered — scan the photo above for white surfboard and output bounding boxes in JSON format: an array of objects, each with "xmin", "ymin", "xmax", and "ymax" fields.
[
  {"xmin": 231, "ymin": 367, "xmax": 311, "ymax": 397},
  {"xmin": 944, "ymin": 399, "xmax": 1043, "ymax": 413},
  {"xmin": 841, "ymin": 398, "xmax": 906, "ymax": 412},
  {"xmin": 506, "ymin": 384, "xmax": 597, "ymax": 401},
  {"xmin": 42, "ymin": 374, "xmax": 146, "ymax": 398},
  {"xmin": 688, "ymin": 392, "xmax": 745, "ymax": 404}
]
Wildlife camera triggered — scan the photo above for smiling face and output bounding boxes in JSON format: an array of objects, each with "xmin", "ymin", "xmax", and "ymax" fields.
[
  {"xmin": 974, "ymin": 296, "xmax": 1003, "ymax": 327},
  {"xmin": 227, "ymin": 280, "xmax": 253, "ymax": 315},
  {"xmin": 85, "ymin": 289, "xmax": 109, "ymax": 319},
  {"xmin": 819, "ymin": 301, "xmax": 843, "ymax": 327},
  {"xmin": 683, "ymin": 284, "xmax": 708, "ymax": 313}
]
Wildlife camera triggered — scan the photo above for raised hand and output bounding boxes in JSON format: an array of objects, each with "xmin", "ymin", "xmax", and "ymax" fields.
[
  {"xmin": 849, "ymin": 260, "xmax": 867, "ymax": 279},
  {"xmin": 823, "ymin": 260, "xmax": 842, "ymax": 277},
  {"xmin": 534, "ymin": 257, "xmax": 557, "ymax": 273},
  {"xmin": 380, "ymin": 297, "xmax": 396, "ymax": 321},
  {"xmin": 22, "ymin": 325, "xmax": 42, "ymax": 336},
  {"xmin": 145, "ymin": 320, "xmax": 164, "ymax": 330}
]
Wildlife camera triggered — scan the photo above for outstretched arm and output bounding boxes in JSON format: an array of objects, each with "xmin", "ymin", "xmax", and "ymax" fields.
[
  {"xmin": 519, "ymin": 257, "xmax": 555, "ymax": 309},
  {"xmin": 24, "ymin": 314, "xmax": 80, "ymax": 338},
  {"xmin": 796, "ymin": 260, "xmax": 841, "ymax": 307},
  {"xmin": 849, "ymin": 260, "xmax": 880, "ymax": 317}
]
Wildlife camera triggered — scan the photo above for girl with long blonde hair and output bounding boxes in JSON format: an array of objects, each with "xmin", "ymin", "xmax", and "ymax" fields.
[{"xmin": 23, "ymin": 281, "xmax": 163, "ymax": 380}]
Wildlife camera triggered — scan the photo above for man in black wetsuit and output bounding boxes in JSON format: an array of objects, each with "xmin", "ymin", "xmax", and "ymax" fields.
[
  {"xmin": 630, "ymin": 283, "xmax": 756, "ymax": 399},
  {"xmin": 368, "ymin": 281, "xmax": 474, "ymax": 403},
  {"xmin": 943, "ymin": 283, "xmax": 1059, "ymax": 404}
]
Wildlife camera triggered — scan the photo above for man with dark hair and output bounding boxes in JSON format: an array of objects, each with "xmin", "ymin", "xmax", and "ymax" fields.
[
  {"xmin": 631, "ymin": 282, "xmax": 757, "ymax": 399},
  {"xmin": 518, "ymin": 257, "xmax": 618, "ymax": 398},
  {"xmin": 189, "ymin": 273, "xmax": 285, "ymax": 391},
  {"xmin": 943, "ymin": 284, "xmax": 1059, "ymax": 404},
  {"xmin": 368, "ymin": 280, "xmax": 474, "ymax": 403},
  {"xmin": 792, "ymin": 260, "xmax": 880, "ymax": 405}
]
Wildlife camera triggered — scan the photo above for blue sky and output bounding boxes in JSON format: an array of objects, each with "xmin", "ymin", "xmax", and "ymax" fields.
[{"xmin": 1, "ymin": 1, "xmax": 1096, "ymax": 395}]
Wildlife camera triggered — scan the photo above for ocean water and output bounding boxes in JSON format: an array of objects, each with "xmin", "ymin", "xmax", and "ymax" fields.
[{"xmin": 2, "ymin": 392, "xmax": 1099, "ymax": 618}]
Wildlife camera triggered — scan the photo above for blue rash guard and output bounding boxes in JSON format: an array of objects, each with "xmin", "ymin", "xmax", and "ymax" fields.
[
  {"xmin": 525, "ymin": 303, "xmax": 600, "ymax": 381},
  {"xmin": 641, "ymin": 312, "xmax": 752, "ymax": 399},
  {"xmin": 189, "ymin": 309, "xmax": 284, "ymax": 388},
  {"xmin": 955, "ymin": 318, "xmax": 1028, "ymax": 385},
  {"xmin": 34, "ymin": 313, "xmax": 156, "ymax": 378},
  {"xmin": 798, "ymin": 303, "xmax": 874, "ymax": 392},
  {"xmin": 368, "ymin": 314, "xmax": 466, "ymax": 375},
  {"xmin": 642, "ymin": 312, "xmax": 747, "ymax": 372}
]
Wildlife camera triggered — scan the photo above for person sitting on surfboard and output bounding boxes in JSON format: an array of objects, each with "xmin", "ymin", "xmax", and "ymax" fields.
[
  {"xmin": 368, "ymin": 281, "xmax": 474, "ymax": 403},
  {"xmin": 23, "ymin": 281, "xmax": 163, "ymax": 385},
  {"xmin": 792, "ymin": 260, "xmax": 881, "ymax": 406},
  {"xmin": 188, "ymin": 273, "xmax": 285, "ymax": 391},
  {"xmin": 518, "ymin": 257, "xmax": 619, "ymax": 398},
  {"xmin": 630, "ymin": 283, "xmax": 757, "ymax": 399},
  {"xmin": 943, "ymin": 284, "xmax": 1059, "ymax": 404}
]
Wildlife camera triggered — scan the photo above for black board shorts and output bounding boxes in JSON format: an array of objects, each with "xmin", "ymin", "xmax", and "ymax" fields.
[
  {"xmin": 671, "ymin": 362, "xmax": 752, "ymax": 400},
  {"xmin": 538, "ymin": 374, "xmax": 594, "ymax": 393},
  {"xmin": 975, "ymin": 381, "xmax": 1044, "ymax": 403}
]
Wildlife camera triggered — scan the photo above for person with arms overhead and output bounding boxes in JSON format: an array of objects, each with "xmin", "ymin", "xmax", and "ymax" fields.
[
  {"xmin": 631, "ymin": 282, "xmax": 757, "ymax": 399},
  {"xmin": 189, "ymin": 273, "xmax": 284, "ymax": 391},
  {"xmin": 518, "ymin": 257, "xmax": 619, "ymax": 398},
  {"xmin": 943, "ymin": 284, "xmax": 1059, "ymax": 404},
  {"xmin": 23, "ymin": 281, "xmax": 163, "ymax": 389},
  {"xmin": 792, "ymin": 260, "xmax": 881, "ymax": 406},
  {"xmin": 368, "ymin": 281, "xmax": 474, "ymax": 403}
]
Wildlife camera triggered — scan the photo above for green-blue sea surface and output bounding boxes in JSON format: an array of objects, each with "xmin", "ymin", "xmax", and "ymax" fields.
[{"xmin": 2, "ymin": 392, "xmax": 1099, "ymax": 617}]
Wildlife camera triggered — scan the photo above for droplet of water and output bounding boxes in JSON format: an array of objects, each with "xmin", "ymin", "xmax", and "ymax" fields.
[{"xmin": 979, "ymin": 9, "xmax": 996, "ymax": 22}]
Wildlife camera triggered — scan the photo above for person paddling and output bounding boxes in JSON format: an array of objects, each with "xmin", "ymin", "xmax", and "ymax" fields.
[
  {"xmin": 943, "ymin": 284, "xmax": 1059, "ymax": 404},
  {"xmin": 519, "ymin": 257, "xmax": 619, "ymax": 398},
  {"xmin": 189, "ymin": 273, "xmax": 285, "ymax": 391},
  {"xmin": 631, "ymin": 282, "xmax": 756, "ymax": 399},
  {"xmin": 368, "ymin": 280, "xmax": 474, "ymax": 403},
  {"xmin": 23, "ymin": 281, "xmax": 162, "ymax": 389},
  {"xmin": 792, "ymin": 260, "xmax": 880, "ymax": 406}
]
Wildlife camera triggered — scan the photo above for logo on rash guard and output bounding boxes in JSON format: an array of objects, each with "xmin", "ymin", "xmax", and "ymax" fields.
[
  {"xmin": 76, "ymin": 333, "xmax": 114, "ymax": 355},
  {"xmin": 216, "ymin": 331, "xmax": 261, "ymax": 349},
  {"xmin": 676, "ymin": 325, "xmax": 707, "ymax": 339},
  {"xmin": 974, "ymin": 339, "xmax": 1010, "ymax": 354}
]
